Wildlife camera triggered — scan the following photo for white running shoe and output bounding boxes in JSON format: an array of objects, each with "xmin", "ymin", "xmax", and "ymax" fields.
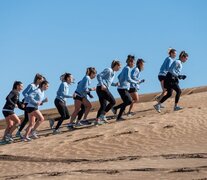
[
  {"xmin": 53, "ymin": 129, "xmax": 61, "ymax": 135},
  {"xmin": 31, "ymin": 130, "xmax": 39, "ymax": 139},
  {"xmin": 95, "ymin": 119, "xmax": 105, "ymax": 125},
  {"xmin": 5, "ymin": 134, "xmax": 14, "ymax": 142},
  {"xmin": 160, "ymin": 104, "xmax": 165, "ymax": 108},
  {"xmin": 174, "ymin": 106, "xmax": 183, "ymax": 111},
  {"xmin": 23, "ymin": 137, "xmax": 32, "ymax": 142},
  {"xmin": 154, "ymin": 104, "xmax": 161, "ymax": 113},
  {"xmin": 99, "ymin": 114, "xmax": 109, "ymax": 123}
]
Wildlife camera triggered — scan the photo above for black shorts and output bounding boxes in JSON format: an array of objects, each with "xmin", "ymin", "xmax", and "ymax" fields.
[
  {"xmin": 2, "ymin": 111, "xmax": 14, "ymax": 118},
  {"xmin": 74, "ymin": 95, "xmax": 84, "ymax": 102},
  {"xmin": 26, "ymin": 107, "xmax": 38, "ymax": 113},
  {"xmin": 158, "ymin": 75, "xmax": 166, "ymax": 82},
  {"xmin": 128, "ymin": 88, "xmax": 137, "ymax": 93}
]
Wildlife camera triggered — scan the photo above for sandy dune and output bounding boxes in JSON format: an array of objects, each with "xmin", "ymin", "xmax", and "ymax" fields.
[{"xmin": 0, "ymin": 86, "xmax": 207, "ymax": 180}]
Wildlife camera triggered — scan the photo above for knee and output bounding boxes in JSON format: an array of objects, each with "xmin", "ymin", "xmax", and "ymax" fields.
[
  {"xmin": 39, "ymin": 117, "xmax": 44, "ymax": 122},
  {"xmin": 16, "ymin": 120, "xmax": 21, "ymax": 126},
  {"xmin": 133, "ymin": 98, "xmax": 139, "ymax": 103}
]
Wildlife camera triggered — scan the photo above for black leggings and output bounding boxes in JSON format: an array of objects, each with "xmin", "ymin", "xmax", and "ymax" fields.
[
  {"xmin": 96, "ymin": 86, "xmax": 116, "ymax": 118},
  {"xmin": 77, "ymin": 104, "xmax": 85, "ymax": 120},
  {"xmin": 54, "ymin": 98, "xmax": 70, "ymax": 130},
  {"xmin": 160, "ymin": 73, "xmax": 181, "ymax": 104},
  {"xmin": 19, "ymin": 103, "xmax": 29, "ymax": 132},
  {"xmin": 113, "ymin": 89, "xmax": 132, "ymax": 119}
]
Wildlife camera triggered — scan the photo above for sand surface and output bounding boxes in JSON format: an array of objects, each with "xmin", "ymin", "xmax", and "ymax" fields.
[{"xmin": 0, "ymin": 86, "xmax": 207, "ymax": 180}]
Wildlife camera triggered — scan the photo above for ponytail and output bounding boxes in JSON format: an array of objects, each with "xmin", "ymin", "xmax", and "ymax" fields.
[
  {"xmin": 60, "ymin": 73, "xmax": 72, "ymax": 81},
  {"xmin": 33, "ymin": 73, "xmax": 44, "ymax": 84},
  {"xmin": 126, "ymin": 54, "xmax": 135, "ymax": 65},
  {"xmin": 179, "ymin": 51, "xmax": 188, "ymax": 60}
]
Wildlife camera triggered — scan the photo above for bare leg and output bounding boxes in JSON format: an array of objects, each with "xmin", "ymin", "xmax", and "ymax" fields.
[
  {"xmin": 70, "ymin": 100, "xmax": 82, "ymax": 123},
  {"xmin": 128, "ymin": 92, "xmax": 139, "ymax": 113},
  {"xmin": 24, "ymin": 113, "xmax": 36, "ymax": 138},
  {"xmin": 156, "ymin": 80, "xmax": 166, "ymax": 102},
  {"xmin": 3, "ymin": 118, "xmax": 13, "ymax": 140},
  {"xmin": 32, "ymin": 110, "xmax": 44, "ymax": 131},
  {"xmin": 82, "ymin": 98, "xmax": 92, "ymax": 120},
  {"xmin": 8, "ymin": 114, "xmax": 21, "ymax": 135}
]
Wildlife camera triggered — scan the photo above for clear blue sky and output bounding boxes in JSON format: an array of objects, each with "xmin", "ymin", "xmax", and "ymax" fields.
[{"xmin": 0, "ymin": 0, "xmax": 207, "ymax": 119}]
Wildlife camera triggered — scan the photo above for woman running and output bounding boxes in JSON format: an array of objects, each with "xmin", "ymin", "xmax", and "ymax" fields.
[
  {"xmin": 23, "ymin": 80, "xmax": 49, "ymax": 141},
  {"xmin": 16, "ymin": 73, "xmax": 44, "ymax": 138},
  {"xmin": 96, "ymin": 60, "xmax": 121, "ymax": 124},
  {"xmin": 156, "ymin": 48, "xmax": 177, "ymax": 103},
  {"xmin": 68, "ymin": 67, "xmax": 96, "ymax": 129},
  {"xmin": 127, "ymin": 58, "xmax": 145, "ymax": 116},
  {"xmin": 49, "ymin": 73, "xmax": 75, "ymax": 134},
  {"xmin": 2, "ymin": 81, "xmax": 24, "ymax": 142},
  {"xmin": 154, "ymin": 51, "xmax": 188, "ymax": 113},
  {"xmin": 112, "ymin": 55, "xmax": 140, "ymax": 121}
]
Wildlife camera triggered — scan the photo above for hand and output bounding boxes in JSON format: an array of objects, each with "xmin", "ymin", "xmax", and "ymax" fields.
[
  {"xmin": 139, "ymin": 79, "xmax": 145, "ymax": 84},
  {"xmin": 37, "ymin": 101, "xmax": 42, "ymax": 106},
  {"xmin": 91, "ymin": 87, "xmax": 96, "ymax": 91},
  {"xmin": 178, "ymin": 75, "xmax": 187, "ymax": 80},
  {"xmin": 15, "ymin": 104, "xmax": 18, "ymax": 108},
  {"xmin": 115, "ymin": 82, "xmax": 120, "ymax": 86}
]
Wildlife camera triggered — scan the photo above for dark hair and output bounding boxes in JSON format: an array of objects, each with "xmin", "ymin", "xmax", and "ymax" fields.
[
  {"xmin": 136, "ymin": 59, "xmax": 145, "ymax": 71},
  {"xmin": 168, "ymin": 48, "xmax": 176, "ymax": 56},
  {"xmin": 13, "ymin": 81, "xmax": 23, "ymax": 90},
  {"xmin": 33, "ymin": 73, "xmax": 44, "ymax": 84},
  {"xmin": 60, "ymin": 73, "xmax": 72, "ymax": 81},
  {"xmin": 39, "ymin": 80, "xmax": 49, "ymax": 89},
  {"xmin": 179, "ymin": 51, "xmax": 188, "ymax": 59},
  {"xmin": 111, "ymin": 60, "xmax": 121, "ymax": 69},
  {"xmin": 86, "ymin": 67, "xmax": 97, "ymax": 76},
  {"xmin": 126, "ymin": 54, "xmax": 135, "ymax": 64}
]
